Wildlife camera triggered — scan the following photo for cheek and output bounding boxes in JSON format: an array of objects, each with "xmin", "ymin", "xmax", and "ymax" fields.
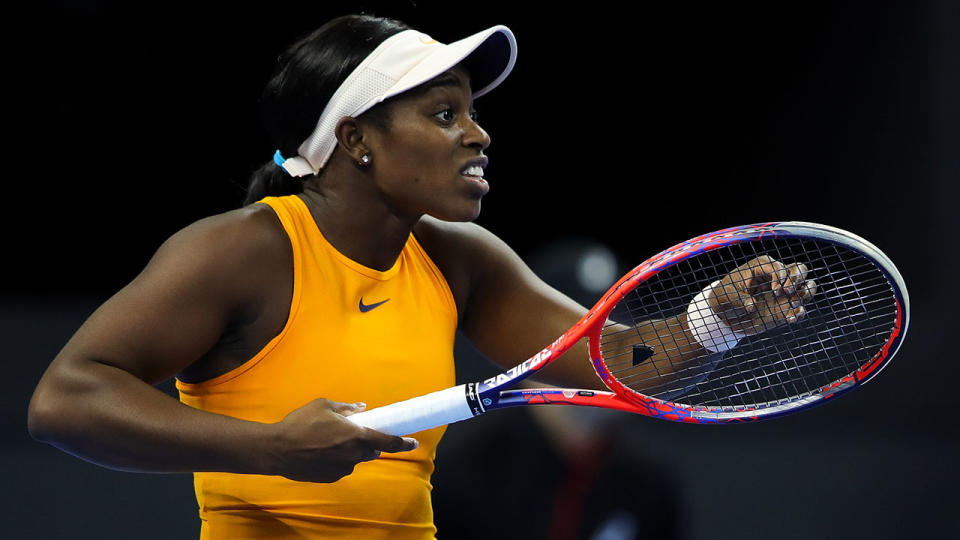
[
  {"xmin": 383, "ymin": 139, "xmax": 453, "ymax": 177},
  {"xmin": 372, "ymin": 120, "xmax": 458, "ymax": 186},
  {"xmin": 381, "ymin": 141, "xmax": 429, "ymax": 170}
]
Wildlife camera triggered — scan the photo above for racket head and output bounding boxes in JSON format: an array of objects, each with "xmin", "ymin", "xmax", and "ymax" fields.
[{"xmin": 585, "ymin": 222, "xmax": 909, "ymax": 423}]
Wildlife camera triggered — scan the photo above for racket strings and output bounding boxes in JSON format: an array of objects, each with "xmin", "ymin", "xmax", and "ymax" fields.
[
  {"xmin": 600, "ymin": 274, "xmax": 894, "ymax": 371},
  {"xmin": 600, "ymin": 252, "xmax": 886, "ymax": 354},
  {"xmin": 597, "ymin": 237, "xmax": 898, "ymax": 410}
]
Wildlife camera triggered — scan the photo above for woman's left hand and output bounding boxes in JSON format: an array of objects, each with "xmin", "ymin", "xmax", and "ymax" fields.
[{"xmin": 708, "ymin": 255, "xmax": 818, "ymax": 336}]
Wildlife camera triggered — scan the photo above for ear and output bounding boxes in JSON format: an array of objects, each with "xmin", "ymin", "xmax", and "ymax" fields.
[{"xmin": 334, "ymin": 116, "xmax": 370, "ymax": 163}]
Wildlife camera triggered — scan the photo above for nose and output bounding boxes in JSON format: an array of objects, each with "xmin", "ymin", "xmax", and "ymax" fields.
[{"xmin": 463, "ymin": 117, "xmax": 491, "ymax": 151}]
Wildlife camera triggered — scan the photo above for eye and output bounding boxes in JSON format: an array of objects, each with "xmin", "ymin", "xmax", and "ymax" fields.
[
  {"xmin": 434, "ymin": 109, "xmax": 455, "ymax": 124},
  {"xmin": 469, "ymin": 108, "xmax": 479, "ymax": 122}
]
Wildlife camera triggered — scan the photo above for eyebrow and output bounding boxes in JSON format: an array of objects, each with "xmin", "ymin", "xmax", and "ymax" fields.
[{"xmin": 414, "ymin": 72, "xmax": 465, "ymax": 94}]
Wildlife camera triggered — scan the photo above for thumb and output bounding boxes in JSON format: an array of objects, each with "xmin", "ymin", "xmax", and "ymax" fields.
[{"xmin": 363, "ymin": 428, "xmax": 420, "ymax": 454}]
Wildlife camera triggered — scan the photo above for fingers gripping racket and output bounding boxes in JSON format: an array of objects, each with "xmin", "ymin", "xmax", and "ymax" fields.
[{"xmin": 349, "ymin": 222, "xmax": 908, "ymax": 434}]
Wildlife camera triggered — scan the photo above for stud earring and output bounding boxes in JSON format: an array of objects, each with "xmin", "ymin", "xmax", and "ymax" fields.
[{"xmin": 359, "ymin": 154, "xmax": 371, "ymax": 166}]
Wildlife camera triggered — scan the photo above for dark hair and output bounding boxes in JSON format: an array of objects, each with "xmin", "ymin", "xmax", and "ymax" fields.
[{"xmin": 244, "ymin": 14, "xmax": 410, "ymax": 205}]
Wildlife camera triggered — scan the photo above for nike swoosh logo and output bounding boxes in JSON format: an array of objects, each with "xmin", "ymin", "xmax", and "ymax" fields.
[{"xmin": 358, "ymin": 297, "xmax": 390, "ymax": 313}]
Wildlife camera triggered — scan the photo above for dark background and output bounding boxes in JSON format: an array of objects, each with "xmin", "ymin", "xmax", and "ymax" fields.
[{"xmin": 4, "ymin": 0, "xmax": 958, "ymax": 538}]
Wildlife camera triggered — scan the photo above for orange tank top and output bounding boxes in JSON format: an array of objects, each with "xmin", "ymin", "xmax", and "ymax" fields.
[{"xmin": 176, "ymin": 195, "xmax": 458, "ymax": 539}]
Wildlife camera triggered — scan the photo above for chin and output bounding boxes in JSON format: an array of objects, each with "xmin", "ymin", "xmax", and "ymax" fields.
[
  {"xmin": 432, "ymin": 201, "xmax": 482, "ymax": 223},
  {"xmin": 463, "ymin": 202, "xmax": 482, "ymax": 221}
]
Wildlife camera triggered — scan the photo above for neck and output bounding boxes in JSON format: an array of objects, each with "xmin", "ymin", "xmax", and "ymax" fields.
[{"xmin": 298, "ymin": 155, "xmax": 419, "ymax": 272}]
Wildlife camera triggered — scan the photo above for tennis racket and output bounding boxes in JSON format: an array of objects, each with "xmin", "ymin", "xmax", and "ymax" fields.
[{"xmin": 349, "ymin": 221, "xmax": 908, "ymax": 434}]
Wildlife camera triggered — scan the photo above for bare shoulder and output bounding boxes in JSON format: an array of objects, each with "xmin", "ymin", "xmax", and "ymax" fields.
[
  {"xmin": 413, "ymin": 216, "xmax": 512, "ymax": 260},
  {"xmin": 414, "ymin": 216, "xmax": 588, "ymax": 374},
  {"xmin": 136, "ymin": 203, "xmax": 292, "ymax": 322},
  {"xmin": 62, "ymin": 203, "xmax": 294, "ymax": 384},
  {"xmin": 414, "ymin": 216, "xmax": 531, "ymax": 320},
  {"xmin": 157, "ymin": 204, "xmax": 287, "ymax": 264}
]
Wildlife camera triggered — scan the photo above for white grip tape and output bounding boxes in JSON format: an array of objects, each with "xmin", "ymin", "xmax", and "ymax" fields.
[
  {"xmin": 686, "ymin": 280, "xmax": 746, "ymax": 353},
  {"xmin": 347, "ymin": 384, "xmax": 475, "ymax": 436}
]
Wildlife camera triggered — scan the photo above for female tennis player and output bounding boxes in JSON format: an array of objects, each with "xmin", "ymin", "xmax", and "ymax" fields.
[{"xmin": 27, "ymin": 14, "xmax": 813, "ymax": 539}]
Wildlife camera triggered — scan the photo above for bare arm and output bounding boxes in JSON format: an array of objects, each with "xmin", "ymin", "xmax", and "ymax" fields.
[
  {"xmin": 459, "ymin": 231, "xmax": 687, "ymax": 391},
  {"xmin": 424, "ymin": 221, "xmax": 815, "ymax": 395},
  {"xmin": 28, "ymin": 207, "xmax": 414, "ymax": 482},
  {"xmin": 429, "ymin": 222, "xmax": 605, "ymax": 389}
]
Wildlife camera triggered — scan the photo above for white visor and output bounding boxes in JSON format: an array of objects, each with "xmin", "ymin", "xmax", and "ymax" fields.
[{"xmin": 279, "ymin": 26, "xmax": 517, "ymax": 177}]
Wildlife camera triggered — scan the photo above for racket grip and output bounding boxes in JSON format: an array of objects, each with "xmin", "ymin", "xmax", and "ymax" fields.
[{"xmin": 347, "ymin": 384, "xmax": 477, "ymax": 436}]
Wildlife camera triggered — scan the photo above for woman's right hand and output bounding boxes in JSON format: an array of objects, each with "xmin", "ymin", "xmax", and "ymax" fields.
[{"xmin": 264, "ymin": 399, "xmax": 419, "ymax": 483}]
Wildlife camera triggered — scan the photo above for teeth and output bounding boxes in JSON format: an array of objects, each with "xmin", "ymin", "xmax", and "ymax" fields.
[{"xmin": 463, "ymin": 165, "xmax": 484, "ymax": 177}]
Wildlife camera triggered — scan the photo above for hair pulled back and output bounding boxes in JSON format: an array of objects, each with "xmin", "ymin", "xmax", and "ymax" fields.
[{"xmin": 244, "ymin": 14, "xmax": 410, "ymax": 205}]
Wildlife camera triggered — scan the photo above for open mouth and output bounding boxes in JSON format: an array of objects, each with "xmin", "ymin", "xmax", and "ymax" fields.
[
  {"xmin": 461, "ymin": 164, "xmax": 486, "ymax": 182},
  {"xmin": 459, "ymin": 156, "xmax": 490, "ymax": 195}
]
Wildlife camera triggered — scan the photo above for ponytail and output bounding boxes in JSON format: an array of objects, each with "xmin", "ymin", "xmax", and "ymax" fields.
[{"xmin": 244, "ymin": 160, "xmax": 304, "ymax": 205}]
